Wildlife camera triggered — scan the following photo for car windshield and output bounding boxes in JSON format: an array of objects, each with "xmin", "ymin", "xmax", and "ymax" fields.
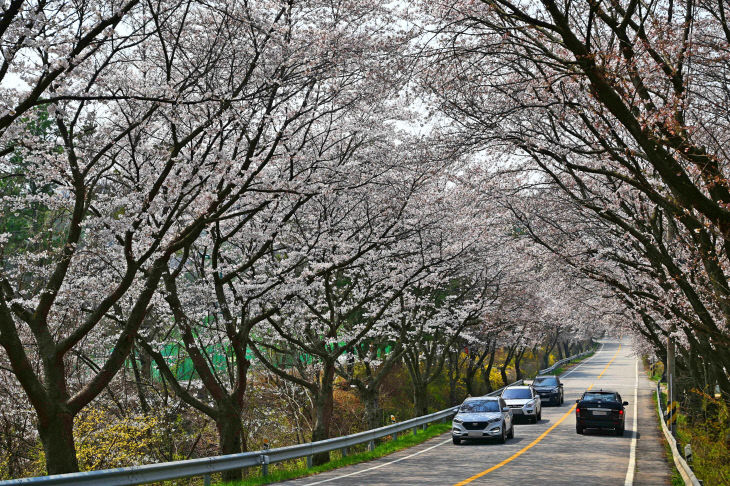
[
  {"xmin": 459, "ymin": 400, "xmax": 501, "ymax": 413},
  {"xmin": 502, "ymin": 388, "xmax": 532, "ymax": 399},
  {"xmin": 533, "ymin": 377, "xmax": 558, "ymax": 387},
  {"xmin": 582, "ymin": 392, "xmax": 617, "ymax": 402}
]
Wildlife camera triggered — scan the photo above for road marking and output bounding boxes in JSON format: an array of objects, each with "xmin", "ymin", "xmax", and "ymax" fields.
[
  {"xmin": 624, "ymin": 358, "xmax": 638, "ymax": 485},
  {"xmin": 453, "ymin": 343, "xmax": 622, "ymax": 485},
  {"xmin": 560, "ymin": 342, "xmax": 604, "ymax": 378},
  {"xmin": 302, "ymin": 438, "xmax": 452, "ymax": 485},
  {"xmin": 452, "ymin": 403, "xmax": 579, "ymax": 485},
  {"xmin": 597, "ymin": 343, "xmax": 621, "ymax": 379}
]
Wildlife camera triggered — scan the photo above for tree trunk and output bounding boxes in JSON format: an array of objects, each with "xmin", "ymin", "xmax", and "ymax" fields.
[
  {"xmin": 130, "ymin": 346, "xmax": 150, "ymax": 414},
  {"xmin": 310, "ymin": 363, "xmax": 335, "ymax": 466},
  {"xmin": 466, "ymin": 342, "xmax": 492, "ymax": 396},
  {"xmin": 499, "ymin": 344, "xmax": 517, "ymax": 387},
  {"xmin": 483, "ymin": 343, "xmax": 497, "ymax": 393},
  {"xmin": 562, "ymin": 342, "xmax": 571, "ymax": 359},
  {"xmin": 542, "ymin": 336, "xmax": 558, "ymax": 370},
  {"xmin": 465, "ymin": 362, "xmax": 478, "ymax": 397},
  {"xmin": 413, "ymin": 382, "xmax": 429, "ymax": 417},
  {"xmin": 514, "ymin": 347, "xmax": 525, "ymax": 381},
  {"xmin": 448, "ymin": 350, "xmax": 459, "ymax": 406},
  {"xmin": 499, "ymin": 365, "xmax": 509, "ymax": 388},
  {"xmin": 38, "ymin": 408, "xmax": 79, "ymax": 475},
  {"xmin": 216, "ymin": 409, "xmax": 244, "ymax": 482},
  {"xmin": 361, "ymin": 387, "xmax": 381, "ymax": 430}
]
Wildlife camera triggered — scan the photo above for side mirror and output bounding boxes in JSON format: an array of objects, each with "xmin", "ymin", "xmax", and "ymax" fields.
[
  {"xmin": 623, "ymin": 401, "xmax": 629, "ymax": 406},
  {"xmin": 502, "ymin": 407, "xmax": 510, "ymax": 412},
  {"xmin": 576, "ymin": 399, "xmax": 580, "ymax": 403},
  {"xmin": 559, "ymin": 383, "xmax": 563, "ymax": 387}
]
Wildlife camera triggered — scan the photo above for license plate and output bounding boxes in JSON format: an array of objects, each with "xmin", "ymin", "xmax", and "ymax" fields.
[{"xmin": 593, "ymin": 411, "xmax": 607, "ymax": 416}]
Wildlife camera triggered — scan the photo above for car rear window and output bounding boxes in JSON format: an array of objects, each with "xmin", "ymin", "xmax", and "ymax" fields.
[
  {"xmin": 582, "ymin": 392, "xmax": 617, "ymax": 402},
  {"xmin": 459, "ymin": 400, "xmax": 500, "ymax": 413},
  {"xmin": 533, "ymin": 377, "xmax": 558, "ymax": 386},
  {"xmin": 502, "ymin": 388, "xmax": 532, "ymax": 399}
]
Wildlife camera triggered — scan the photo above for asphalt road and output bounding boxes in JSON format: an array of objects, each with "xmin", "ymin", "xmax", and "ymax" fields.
[{"xmin": 281, "ymin": 340, "xmax": 671, "ymax": 486}]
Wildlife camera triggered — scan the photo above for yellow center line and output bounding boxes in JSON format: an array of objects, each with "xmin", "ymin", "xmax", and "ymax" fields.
[
  {"xmin": 597, "ymin": 343, "xmax": 621, "ymax": 380},
  {"xmin": 452, "ymin": 344, "xmax": 622, "ymax": 485},
  {"xmin": 452, "ymin": 404, "xmax": 578, "ymax": 486}
]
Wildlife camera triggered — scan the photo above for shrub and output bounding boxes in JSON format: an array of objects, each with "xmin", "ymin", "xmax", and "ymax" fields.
[{"xmin": 74, "ymin": 408, "xmax": 161, "ymax": 471}]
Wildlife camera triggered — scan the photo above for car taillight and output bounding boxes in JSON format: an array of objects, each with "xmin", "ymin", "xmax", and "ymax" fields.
[
  {"xmin": 619, "ymin": 410, "xmax": 624, "ymax": 415},
  {"xmin": 576, "ymin": 408, "xmax": 580, "ymax": 416}
]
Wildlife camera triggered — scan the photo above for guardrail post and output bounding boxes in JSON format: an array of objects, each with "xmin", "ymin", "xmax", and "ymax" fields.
[
  {"xmin": 259, "ymin": 453, "xmax": 270, "ymax": 477},
  {"xmin": 368, "ymin": 439, "xmax": 375, "ymax": 451},
  {"xmin": 422, "ymin": 423, "xmax": 427, "ymax": 431},
  {"xmin": 306, "ymin": 455, "xmax": 313, "ymax": 468},
  {"xmin": 412, "ymin": 425, "xmax": 418, "ymax": 435},
  {"xmin": 341, "ymin": 446, "xmax": 348, "ymax": 457},
  {"xmin": 204, "ymin": 473, "xmax": 211, "ymax": 486},
  {"xmin": 393, "ymin": 431, "xmax": 398, "ymax": 441}
]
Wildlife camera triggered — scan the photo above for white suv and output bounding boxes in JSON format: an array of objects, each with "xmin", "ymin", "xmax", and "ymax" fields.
[
  {"xmin": 501, "ymin": 385, "xmax": 542, "ymax": 423},
  {"xmin": 452, "ymin": 396, "xmax": 514, "ymax": 444}
]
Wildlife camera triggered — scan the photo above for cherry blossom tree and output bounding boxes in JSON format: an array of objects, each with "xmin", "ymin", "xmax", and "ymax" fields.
[
  {"xmin": 0, "ymin": 0, "xmax": 370, "ymax": 474},
  {"xmin": 247, "ymin": 136, "xmax": 465, "ymax": 465},
  {"xmin": 418, "ymin": 0, "xmax": 730, "ymax": 403},
  {"xmin": 130, "ymin": 2, "xmax": 415, "ymax": 476}
]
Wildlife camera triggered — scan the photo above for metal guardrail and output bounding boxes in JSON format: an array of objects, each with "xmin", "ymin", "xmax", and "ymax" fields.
[
  {"xmin": 2, "ymin": 347, "xmax": 594, "ymax": 486},
  {"xmin": 537, "ymin": 346, "xmax": 595, "ymax": 376},
  {"xmin": 655, "ymin": 382, "xmax": 702, "ymax": 486},
  {"xmin": 1, "ymin": 406, "xmax": 460, "ymax": 486}
]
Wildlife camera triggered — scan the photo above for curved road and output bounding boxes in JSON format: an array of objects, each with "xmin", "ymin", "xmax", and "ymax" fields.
[{"xmin": 281, "ymin": 340, "xmax": 671, "ymax": 485}]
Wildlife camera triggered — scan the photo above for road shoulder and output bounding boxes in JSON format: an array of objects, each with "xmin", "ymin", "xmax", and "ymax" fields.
[
  {"xmin": 633, "ymin": 367, "xmax": 672, "ymax": 485},
  {"xmin": 279, "ymin": 433, "xmax": 452, "ymax": 485}
]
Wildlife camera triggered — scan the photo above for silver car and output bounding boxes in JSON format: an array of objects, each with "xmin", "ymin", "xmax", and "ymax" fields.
[
  {"xmin": 452, "ymin": 396, "xmax": 514, "ymax": 444},
  {"xmin": 501, "ymin": 385, "xmax": 542, "ymax": 423}
]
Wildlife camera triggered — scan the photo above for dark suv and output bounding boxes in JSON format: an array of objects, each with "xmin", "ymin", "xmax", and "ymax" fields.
[
  {"xmin": 575, "ymin": 390, "xmax": 628, "ymax": 435},
  {"xmin": 532, "ymin": 375, "xmax": 564, "ymax": 405}
]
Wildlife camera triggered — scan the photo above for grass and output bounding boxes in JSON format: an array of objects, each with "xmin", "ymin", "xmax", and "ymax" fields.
[
  {"xmin": 219, "ymin": 423, "xmax": 451, "ymax": 486},
  {"xmin": 646, "ymin": 362, "xmax": 730, "ymax": 485},
  {"xmin": 673, "ymin": 400, "xmax": 730, "ymax": 485}
]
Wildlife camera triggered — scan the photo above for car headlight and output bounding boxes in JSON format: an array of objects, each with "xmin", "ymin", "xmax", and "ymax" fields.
[
  {"xmin": 524, "ymin": 400, "xmax": 535, "ymax": 408},
  {"xmin": 552, "ymin": 387, "xmax": 560, "ymax": 393},
  {"xmin": 453, "ymin": 417, "xmax": 463, "ymax": 424},
  {"xmin": 487, "ymin": 417, "xmax": 501, "ymax": 424}
]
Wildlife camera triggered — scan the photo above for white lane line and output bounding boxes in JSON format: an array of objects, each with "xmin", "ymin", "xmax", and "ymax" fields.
[
  {"xmin": 301, "ymin": 438, "xmax": 452, "ymax": 485},
  {"xmin": 624, "ymin": 358, "xmax": 639, "ymax": 485},
  {"xmin": 560, "ymin": 342, "xmax": 605, "ymax": 379},
  {"xmin": 302, "ymin": 343, "xmax": 606, "ymax": 486}
]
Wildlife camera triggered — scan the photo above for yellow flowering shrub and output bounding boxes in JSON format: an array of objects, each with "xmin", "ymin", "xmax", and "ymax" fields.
[{"xmin": 74, "ymin": 408, "xmax": 160, "ymax": 471}]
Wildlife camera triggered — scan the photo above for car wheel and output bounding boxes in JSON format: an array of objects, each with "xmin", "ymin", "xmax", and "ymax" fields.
[
  {"xmin": 537, "ymin": 409, "xmax": 542, "ymax": 421},
  {"xmin": 560, "ymin": 393, "xmax": 564, "ymax": 405},
  {"xmin": 453, "ymin": 437, "xmax": 461, "ymax": 445},
  {"xmin": 576, "ymin": 424, "xmax": 584, "ymax": 434},
  {"xmin": 498, "ymin": 424, "xmax": 506, "ymax": 444},
  {"xmin": 616, "ymin": 426, "xmax": 624, "ymax": 436},
  {"xmin": 507, "ymin": 423, "xmax": 514, "ymax": 439}
]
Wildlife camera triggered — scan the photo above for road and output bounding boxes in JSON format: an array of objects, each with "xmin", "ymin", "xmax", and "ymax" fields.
[{"xmin": 281, "ymin": 340, "xmax": 671, "ymax": 485}]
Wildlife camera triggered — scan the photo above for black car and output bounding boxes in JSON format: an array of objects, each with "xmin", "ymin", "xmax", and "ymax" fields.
[
  {"xmin": 575, "ymin": 390, "xmax": 628, "ymax": 435},
  {"xmin": 532, "ymin": 375, "xmax": 564, "ymax": 405}
]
